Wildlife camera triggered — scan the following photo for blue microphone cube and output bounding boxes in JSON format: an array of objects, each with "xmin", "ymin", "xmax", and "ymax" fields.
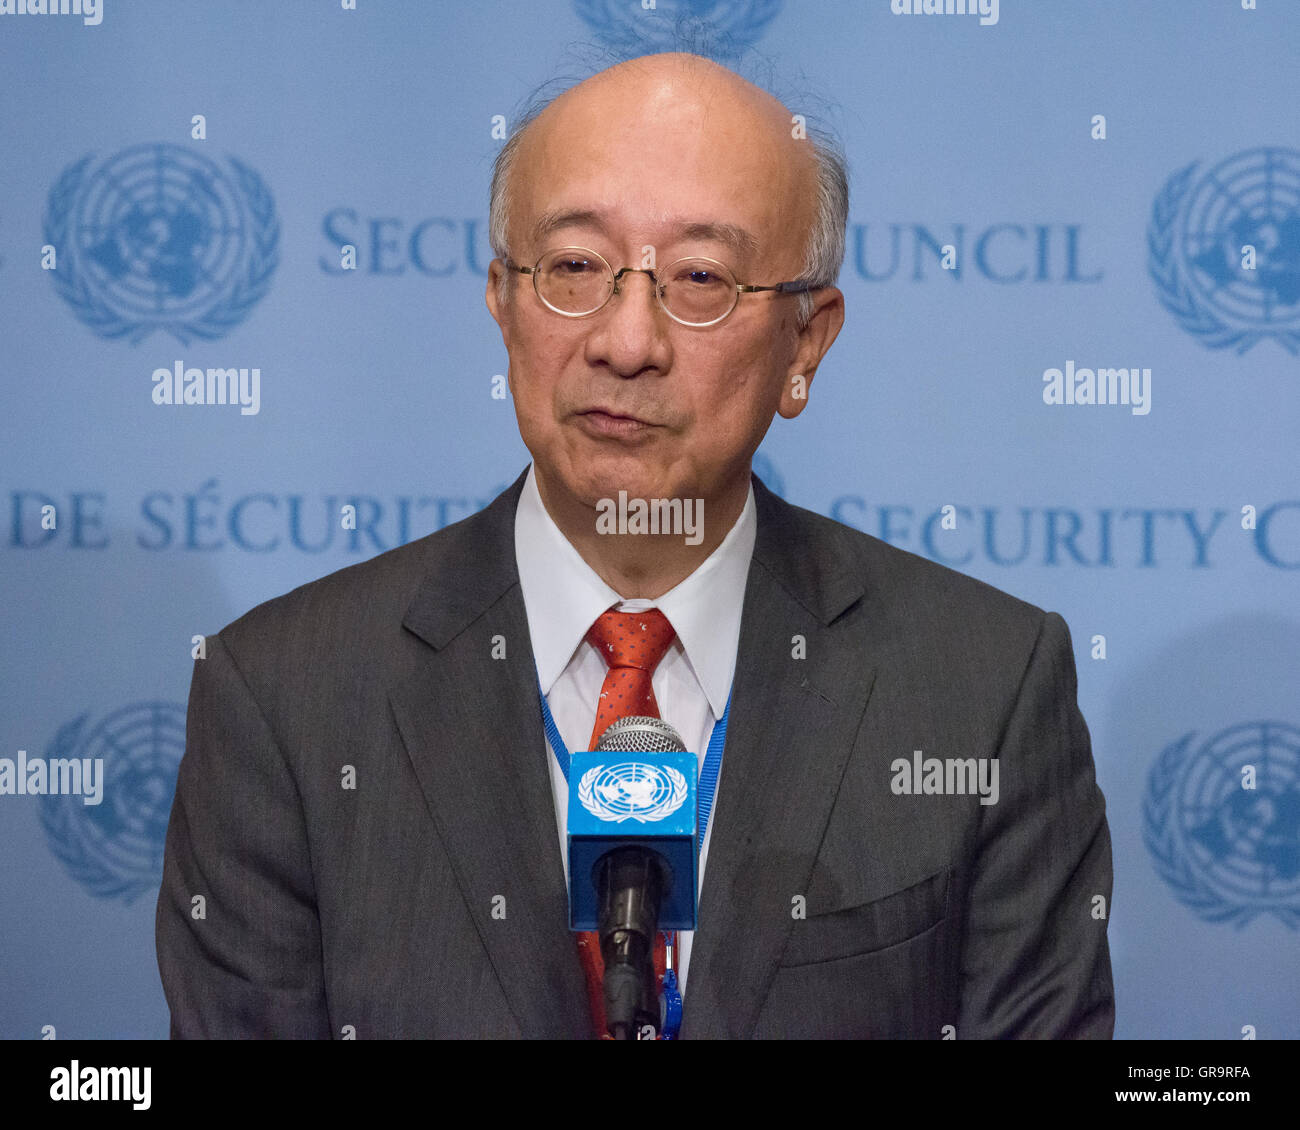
[{"xmin": 567, "ymin": 747, "xmax": 699, "ymax": 931}]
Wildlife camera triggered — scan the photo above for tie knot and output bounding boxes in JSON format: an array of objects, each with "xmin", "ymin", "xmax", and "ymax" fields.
[{"xmin": 586, "ymin": 608, "xmax": 676, "ymax": 674}]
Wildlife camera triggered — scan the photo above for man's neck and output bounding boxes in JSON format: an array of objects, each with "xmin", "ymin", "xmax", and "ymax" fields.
[{"xmin": 533, "ymin": 466, "xmax": 749, "ymax": 600}]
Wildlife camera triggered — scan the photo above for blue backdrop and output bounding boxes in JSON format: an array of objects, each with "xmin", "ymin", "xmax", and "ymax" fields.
[{"xmin": 1, "ymin": 0, "xmax": 1297, "ymax": 1039}]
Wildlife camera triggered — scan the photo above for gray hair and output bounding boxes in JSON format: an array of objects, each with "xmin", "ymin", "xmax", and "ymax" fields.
[{"xmin": 488, "ymin": 49, "xmax": 848, "ymax": 329}]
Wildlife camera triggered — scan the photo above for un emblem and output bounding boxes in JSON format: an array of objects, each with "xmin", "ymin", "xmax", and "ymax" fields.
[
  {"xmin": 1148, "ymin": 147, "xmax": 1300, "ymax": 354},
  {"xmin": 39, "ymin": 703, "xmax": 187, "ymax": 903},
  {"xmin": 43, "ymin": 143, "xmax": 279, "ymax": 345},
  {"xmin": 574, "ymin": 0, "xmax": 782, "ymax": 60},
  {"xmin": 578, "ymin": 761, "xmax": 689, "ymax": 823},
  {"xmin": 1143, "ymin": 721, "xmax": 1300, "ymax": 929}
]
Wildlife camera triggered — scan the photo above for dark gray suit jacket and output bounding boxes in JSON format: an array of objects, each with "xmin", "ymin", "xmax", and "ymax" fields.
[{"xmin": 156, "ymin": 467, "xmax": 1114, "ymax": 1038}]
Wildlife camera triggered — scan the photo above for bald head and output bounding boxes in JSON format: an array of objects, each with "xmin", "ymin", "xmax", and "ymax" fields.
[
  {"xmin": 527, "ymin": 50, "xmax": 799, "ymax": 146},
  {"xmin": 513, "ymin": 53, "xmax": 816, "ymax": 260},
  {"xmin": 489, "ymin": 52, "xmax": 846, "ymax": 324}
]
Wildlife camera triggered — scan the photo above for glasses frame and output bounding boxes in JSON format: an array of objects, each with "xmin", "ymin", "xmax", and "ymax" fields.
[{"xmin": 501, "ymin": 245, "xmax": 818, "ymax": 328}]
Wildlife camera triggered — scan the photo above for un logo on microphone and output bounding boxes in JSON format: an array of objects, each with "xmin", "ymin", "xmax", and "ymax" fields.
[
  {"xmin": 39, "ymin": 703, "xmax": 187, "ymax": 904},
  {"xmin": 1148, "ymin": 147, "xmax": 1300, "ymax": 355},
  {"xmin": 43, "ymin": 142, "xmax": 279, "ymax": 345},
  {"xmin": 578, "ymin": 761, "xmax": 689, "ymax": 823},
  {"xmin": 1143, "ymin": 721, "xmax": 1300, "ymax": 929}
]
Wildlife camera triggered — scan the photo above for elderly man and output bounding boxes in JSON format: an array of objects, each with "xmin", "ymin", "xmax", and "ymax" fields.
[{"xmin": 157, "ymin": 52, "xmax": 1114, "ymax": 1039}]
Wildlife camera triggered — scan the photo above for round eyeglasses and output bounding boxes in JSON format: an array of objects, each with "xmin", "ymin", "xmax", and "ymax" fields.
[{"xmin": 502, "ymin": 246, "xmax": 816, "ymax": 328}]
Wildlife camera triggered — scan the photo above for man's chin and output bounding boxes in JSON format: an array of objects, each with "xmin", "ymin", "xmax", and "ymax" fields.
[
  {"xmin": 555, "ymin": 464, "xmax": 685, "ymax": 511},
  {"xmin": 549, "ymin": 443, "xmax": 659, "ymax": 491}
]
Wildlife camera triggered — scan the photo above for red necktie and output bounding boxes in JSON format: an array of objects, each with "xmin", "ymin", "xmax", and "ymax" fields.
[{"xmin": 576, "ymin": 607, "xmax": 677, "ymax": 1039}]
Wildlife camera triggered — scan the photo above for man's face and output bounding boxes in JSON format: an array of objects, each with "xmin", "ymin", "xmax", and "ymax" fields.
[{"xmin": 487, "ymin": 66, "xmax": 839, "ymax": 523}]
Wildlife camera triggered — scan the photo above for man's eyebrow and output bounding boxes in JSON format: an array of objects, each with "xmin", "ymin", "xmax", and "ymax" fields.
[
  {"xmin": 529, "ymin": 209, "xmax": 760, "ymax": 261},
  {"xmin": 676, "ymin": 220, "xmax": 761, "ymax": 261}
]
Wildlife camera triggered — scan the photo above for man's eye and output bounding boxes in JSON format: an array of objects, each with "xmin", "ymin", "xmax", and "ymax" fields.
[
  {"xmin": 554, "ymin": 258, "xmax": 596, "ymax": 274},
  {"xmin": 680, "ymin": 269, "xmax": 723, "ymax": 286}
]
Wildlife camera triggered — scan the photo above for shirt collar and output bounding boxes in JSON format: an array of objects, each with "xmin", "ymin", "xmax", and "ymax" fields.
[{"xmin": 514, "ymin": 462, "xmax": 756, "ymax": 718}]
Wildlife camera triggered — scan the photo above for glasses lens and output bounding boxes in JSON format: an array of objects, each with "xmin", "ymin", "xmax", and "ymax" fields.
[
  {"xmin": 536, "ymin": 249, "xmax": 613, "ymax": 315},
  {"xmin": 661, "ymin": 258, "xmax": 736, "ymax": 325}
]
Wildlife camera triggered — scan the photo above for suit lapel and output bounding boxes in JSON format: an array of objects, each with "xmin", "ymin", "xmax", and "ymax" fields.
[
  {"xmin": 388, "ymin": 469, "xmax": 591, "ymax": 1038},
  {"xmin": 680, "ymin": 475, "xmax": 879, "ymax": 1038}
]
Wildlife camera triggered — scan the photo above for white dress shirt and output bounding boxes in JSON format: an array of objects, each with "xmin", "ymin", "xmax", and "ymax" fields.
[{"xmin": 514, "ymin": 462, "xmax": 756, "ymax": 995}]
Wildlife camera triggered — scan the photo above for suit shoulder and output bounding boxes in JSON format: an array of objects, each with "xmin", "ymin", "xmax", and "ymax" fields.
[
  {"xmin": 778, "ymin": 494, "xmax": 1052, "ymax": 643},
  {"xmin": 213, "ymin": 525, "xmax": 449, "ymax": 666},
  {"xmin": 217, "ymin": 538, "xmax": 426, "ymax": 652},
  {"xmin": 213, "ymin": 474, "xmax": 524, "ymax": 661},
  {"xmin": 773, "ymin": 497, "xmax": 1073, "ymax": 715}
]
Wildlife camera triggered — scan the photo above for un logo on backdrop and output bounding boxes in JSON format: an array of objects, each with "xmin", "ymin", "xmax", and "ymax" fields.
[
  {"xmin": 1143, "ymin": 721, "xmax": 1300, "ymax": 929},
  {"xmin": 574, "ymin": 0, "xmax": 782, "ymax": 59},
  {"xmin": 43, "ymin": 143, "xmax": 279, "ymax": 345},
  {"xmin": 1148, "ymin": 147, "xmax": 1300, "ymax": 354},
  {"xmin": 39, "ymin": 703, "xmax": 186, "ymax": 904}
]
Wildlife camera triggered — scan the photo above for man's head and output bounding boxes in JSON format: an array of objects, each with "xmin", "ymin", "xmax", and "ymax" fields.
[{"xmin": 486, "ymin": 51, "xmax": 846, "ymax": 530}]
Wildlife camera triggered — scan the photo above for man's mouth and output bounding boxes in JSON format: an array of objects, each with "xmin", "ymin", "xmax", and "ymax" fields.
[{"xmin": 575, "ymin": 408, "xmax": 658, "ymax": 437}]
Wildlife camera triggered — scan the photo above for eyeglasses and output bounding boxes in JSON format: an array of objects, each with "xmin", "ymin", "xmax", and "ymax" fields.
[{"xmin": 502, "ymin": 246, "xmax": 817, "ymax": 328}]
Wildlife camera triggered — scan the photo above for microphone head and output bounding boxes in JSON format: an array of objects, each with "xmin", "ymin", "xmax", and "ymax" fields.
[
  {"xmin": 595, "ymin": 715, "xmax": 686, "ymax": 754},
  {"xmin": 569, "ymin": 713, "xmax": 699, "ymax": 932}
]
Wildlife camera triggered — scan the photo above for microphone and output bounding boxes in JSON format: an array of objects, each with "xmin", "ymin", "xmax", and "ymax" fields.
[{"xmin": 568, "ymin": 715, "xmax": 699, "ymax": 1040}]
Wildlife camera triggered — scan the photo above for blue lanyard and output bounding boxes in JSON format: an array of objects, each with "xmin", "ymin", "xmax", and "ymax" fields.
[{"xmin": 537, "ymin": 681, "xmax": 731, "ymax": 849}]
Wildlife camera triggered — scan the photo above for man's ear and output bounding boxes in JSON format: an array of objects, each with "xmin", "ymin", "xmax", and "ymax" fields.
[
  {"xmin": 486, "ymin": 258, "xmax": 507, "ymax": 333},
  {"xmin": 486, "ymin": 260, "xmax": 516, "ymax": 397},
  {"xmin": 778, "ymin": 286, "xmax": 844, "ymax": 419}
]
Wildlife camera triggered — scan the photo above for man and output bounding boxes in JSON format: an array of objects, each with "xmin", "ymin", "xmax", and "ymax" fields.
[{"xmin": 156, "ymin": 51, "xmax": 1114, "ymax": 1038}]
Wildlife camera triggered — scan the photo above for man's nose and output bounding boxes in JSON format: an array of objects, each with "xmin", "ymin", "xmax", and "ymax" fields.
[{"xmin": 586, "ymin": 269, "xmax": 670, "ymax": 375}]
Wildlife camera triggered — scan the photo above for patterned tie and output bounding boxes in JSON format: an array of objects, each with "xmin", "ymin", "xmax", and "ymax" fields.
[{"xmin": 576, "ymin": 607, "xmax": 677, "ymax": 1039}]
